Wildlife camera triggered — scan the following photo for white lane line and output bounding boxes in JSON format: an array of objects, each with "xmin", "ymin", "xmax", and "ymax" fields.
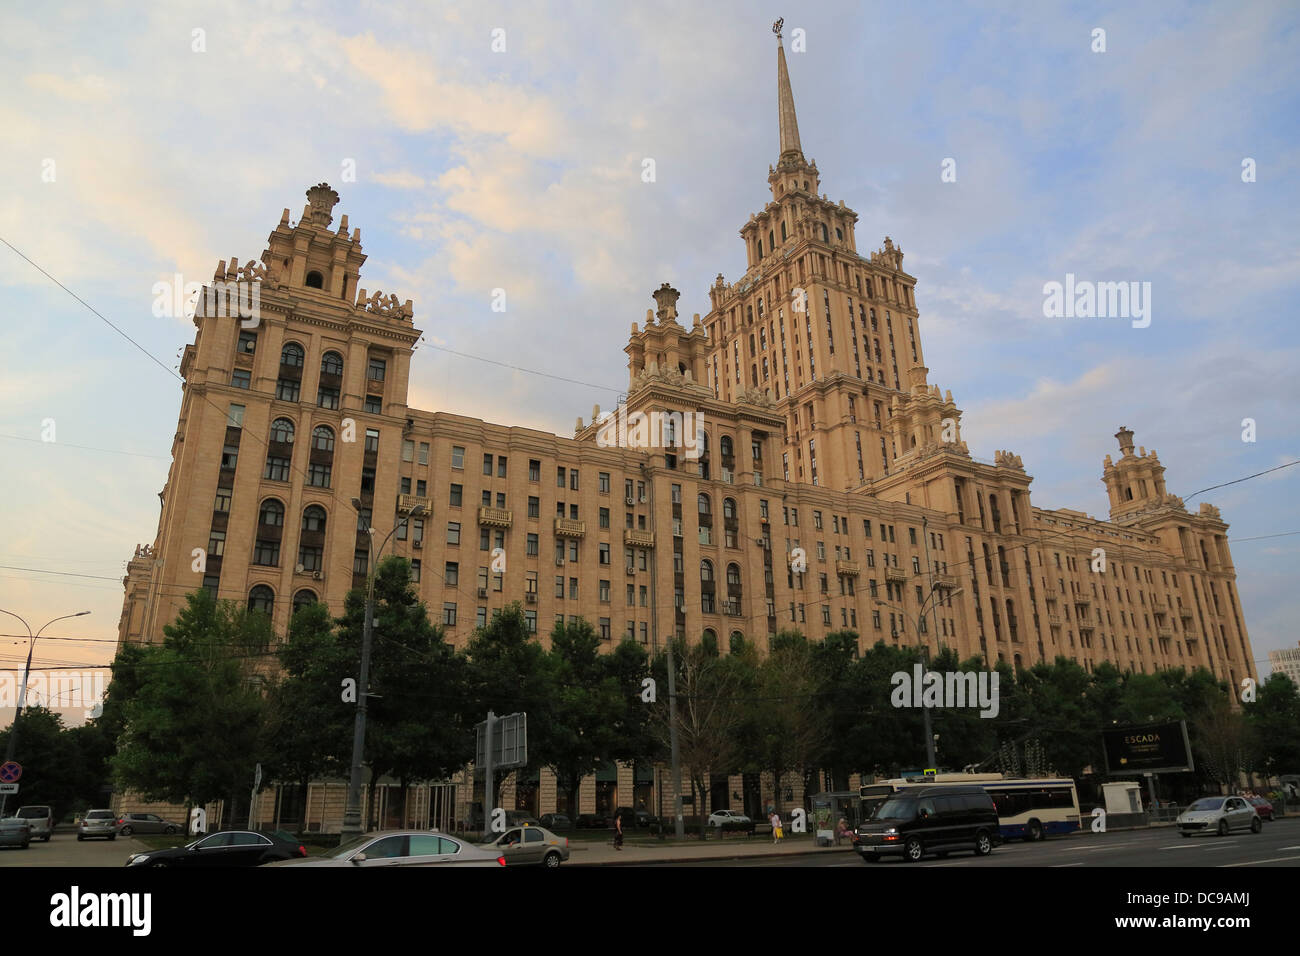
[
  {"xmin": 1279, "ymin": 845, "xmax": 1300, "ymax": 851},
  {"xmin": 1161, "ymin": 840, "xmax": 1233, "ymax": 849},
  {"xmin": 1221, "ymin": 855, "xmax": 1300, "ymax": 867},
  {"xmin": 1052, "ymin": 862, "xmax": 1086, "ymax": 867}
]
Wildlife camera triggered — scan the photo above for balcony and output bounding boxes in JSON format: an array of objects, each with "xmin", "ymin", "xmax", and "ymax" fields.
[
  {"xmin": 1156, "ymin": 627, "xmax": 1173, "ymax": 640},
  {"xmin": 554, "ymin": 517, "xmax": 586, "ymax": 538},
  {"xmin": 1075, "ymin": 596, "xmax": 1091, "ymax": 609},
  {"xmin": 624, "ymin": 529, "xmax": 655, "ymax": 549},
  {"xmin": 934, "ymin": 573, "xmax": 958, "ymax": 590},
  {"xmin": 1179, "ymin": 605, "xmax": 1194, "ymax": 620},
  {"xmin": 478, "ymin": 506, "xmax": 513, "ymax": 528},
  {"xmin": 835, "ymin": 560, "xmax": 860, "ymax": 577},
  {"xmin": 885, "ymin": 566, "xmax": 908, "ymax": 584},
  {"xmin": 1047, "ymin": 614, "xmax": 1062, "ymax": 627},
  {"xmin": 1078, "ymin": 621, "xmax": 1095, "ymax": 633},
  {"xmin": 1150, "ymin": 596, "xmax": 1166, "ymax": 611},
  {"xmin": 397, "ymin": 493, "xmax": 430, "ymax": 514}
]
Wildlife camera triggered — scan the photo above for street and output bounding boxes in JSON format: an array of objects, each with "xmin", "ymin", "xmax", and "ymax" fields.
[{"xmin": 0, "ymin": 828, "xmax": 149, "ymax": 867}]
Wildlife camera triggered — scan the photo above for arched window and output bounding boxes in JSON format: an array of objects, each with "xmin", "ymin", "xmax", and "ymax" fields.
[
  {"xmin": 305, "ymin": 270, "xmax": 324, "ymax": 289},
  {"xmin": 312, "ymin": 425, "xmax": 335, "ymax": 451},
  {"xmin": 723, "ymin": 497, "xmax": 736, "ymax": 520},
  {"xmin": 302, "ymin": 506, "xmax": 327, "ymax": 533},
  {"xmin": 726, "ymin": 563, "xmax": 742, "ymax": 587},
  {"xmin": 697, "ymin": 494, "xmax": 711, "ymax": 515},
  {"xmin": 280, "ymin": 343, "xmax": 304, "ymax": 367},
  {"xmin": 248, "ymin": 585, "xmax": 274, "ymax": 615},
  {"xmin": 702, "ymin": 629, "xmax": 719, "ymax": 654},
  {"xmin": 270, "ymin": 418, "xmax": 294, "ymax": 444},
  {"xmin": 701, "ymin": 560, "xmax": 714, "ymax": 582},
  {"xmin": 259, "ymin": 498, "xmax": 284, "ymax": 527},
  {"xmin": 321, "ymin": 351, "xmax": 343, "ymax": 376},
  {"xmin": 720, "ymin": 436, "xmax": 733, "ymax": 458},
  {"xmin": 292, "ymin": 589, "xmax": 317, "ymax": 613}
]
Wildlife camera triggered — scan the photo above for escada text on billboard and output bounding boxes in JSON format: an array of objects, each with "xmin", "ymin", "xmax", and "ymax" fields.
[{"xmin": 1102, "ymin": 720, "xmax": 1194, "ymax": 774}]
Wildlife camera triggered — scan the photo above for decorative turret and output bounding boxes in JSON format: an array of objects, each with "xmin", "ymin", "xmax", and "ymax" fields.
[{"xmin": 1102, "ymin": 426, "xmax": 1171, "ymax": 520}]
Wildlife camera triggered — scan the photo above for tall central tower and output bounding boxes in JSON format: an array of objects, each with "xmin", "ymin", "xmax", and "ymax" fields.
[{"xmin": 702, "ymin": 21, "xmax": 963, "ymax": 492}]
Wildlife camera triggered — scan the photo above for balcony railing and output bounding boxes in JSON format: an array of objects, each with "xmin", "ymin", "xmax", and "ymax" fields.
[
  {"xmin": 624, "ymin": 529, "xmax": 655, "ymax": 549},
  {"xmin": 835, "ymin": 560, "xmax": 860, "ymax": 577},
  {"xmin": 478, "ymin": 506, "xmax": 513, "ymax": 528},
  {"xmin": 933, "ymin": 573, "xmax": 958, "ymax": 590},
  {"xmin": 554, "ymin": 517, "xmax": 586, "ymax": 538},
  {"xmin": 397, "ymin": 494, "xmax": 431, "ymax": 514},
  {"xmin": 1047, "ymin": 614, "xmax": 1062, "ymax": 627},
  {"xmin": 1179, "ymin": 606, "xmax": 1194, "ymax": 620},
  {"xmin": 885, "ymin": 566, "xmax": 908, "ymax": 584}
]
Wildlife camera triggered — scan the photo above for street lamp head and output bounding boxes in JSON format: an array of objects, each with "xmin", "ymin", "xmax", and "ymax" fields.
[
  {"xmin": 350, "ymin": 497, "xmax": 364, "ymax": 512},
  {"xmin": 74, "ymin": 611, "xmax": 91, "ymax": 617},
  {"xmin": 410, "ymin": 504, "xmax": 427, "ymax": 517}
]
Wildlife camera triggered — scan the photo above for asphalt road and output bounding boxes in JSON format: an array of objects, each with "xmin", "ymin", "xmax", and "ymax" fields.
[
  {"xmin": 0, "ymin": 827, "xmax": 148, "ymax": 867},
  {"xmin": 664, "ymin": 819, "xmax": 1300, "ymax": 867}
]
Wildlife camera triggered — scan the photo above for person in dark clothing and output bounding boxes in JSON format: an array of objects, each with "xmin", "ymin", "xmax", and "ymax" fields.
[{"xmin": 614, "ymin": 811, "xmax": 624, "ymax": 850}]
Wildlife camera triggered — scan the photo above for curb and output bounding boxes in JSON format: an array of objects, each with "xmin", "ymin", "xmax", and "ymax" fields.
[{"xmin": 572, "ymin": 846, "xmax": 856, "ymax": 867}]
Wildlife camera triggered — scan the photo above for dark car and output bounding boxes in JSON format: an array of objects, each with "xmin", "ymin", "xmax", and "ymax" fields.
[
  {"xmin": 125, "ymin": 830, "xmax": 308, "ymax": 867},
  {"xmin": 576, "ymin": 813, "xmax": 610, "ymax": 829},
  {"xmin": 539, "ymin": 813, "xmax": 573, "ymax": 831},
  {"xmin": 855, "ymin": 786, "xmax": 1000, "ymax": 863},
  {"xmin": 1247, "ymin": 796, "xmax": 1274, "ymax": 821},
  {"xmin": 614, "ymin": 806, "xmax": 660, "ymax": 829}
]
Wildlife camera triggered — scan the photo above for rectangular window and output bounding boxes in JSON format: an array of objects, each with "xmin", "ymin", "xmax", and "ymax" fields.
[
  {"xmin": 445, "ymin": 562, "xmax": 459, "ymax": 586},
  {"xmin": 483, "ymin": 453, "xmax": 493, "ymax": 475},
  {"xmin": 528, "ymin": 496, "xmax": 539, "ymax": 518},
  {"xmin": 418, "ymin": 442, "xmax": 429, "ymax": 465},
  {"xmin": 599, "ymin": 472, "xmax": 610, "ymax": 494},
  {"xmin": 213, "ymin": 488, "xmax": 232, "ymax": 512},
  {"xmin": 450, "ymin": 484, "xmax": 463, "ymax": 507},
  {"xmin": 317, "ymin": 387, "xmax": 339, "ymax": 409},
  {"xmin": 368, "ymin": 357, "xmax": 386, "ymax": 382},
  {"xmin": 208, "ymin": 530, "xmax": 226, "ymax": 556},
  {"xmin": 410, "ymin": 559, "xmax": 421, "ymax": 583},
  {"xmin": 230, "ymin": 369, "xmax": 251, "ymax": 389},
  {"xmin": 446, "ymin": 522, "xmax": 461, "ymax": 545},
  {"xmin": 599, "ymin": 507, "xmax": 610, "ymax": 528},
  {"xmin": 529, "ymin": 459, "xmax": 541, "ymax": 481},
  {"xmin": 498, "ymin": 456, "xmax": 508, "ymax": 478},
  {"xmin": 570, "ymin": 470, "xmax": 579, "ymax": 491},
  {"xmin": 364, "ymin": 395, "xmax": 381, "ymax": 413},
  {"xmin": 527, "ymin": 533, "xmax": 539, "ymax": 556},
  {"xmin": 403, "ymin": 440, "xmax": 415, "ymax": 462},
  {"xmin": 227, "ymin": 403, "xmax": 245, "ymax": 427},
  {"xmin": 264, "ymin": 457, "xmax": 290, "ymax": 482},
  {"xmin": 364, "ymin": 428, "xmax": 380, "ymax": 453},
  {"xmin": 307, "ymin": 463, "xmax": 331, "ymax": 487},
  {"xmin": 451, "ymin": 446, "xmax": 465, "ymax": 469},
  {"xmin": 278, "ymin": 380, "xmax": 301, "ymax": 402},
  {"xmin": 558, "ymin": 467, "xmax": 566, "ymax": 488},
  {"xmin": 442, "ymin": 603, "xmax": 457, "ymax": 626}
]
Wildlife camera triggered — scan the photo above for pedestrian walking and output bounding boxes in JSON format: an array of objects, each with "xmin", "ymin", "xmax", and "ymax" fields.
[
  {"xmin": 769, "ymin": 810, "xmax": 781, "ymax": 844},
  {"xmin": 614, "ymin": 810, "xmax": 624, "ymax": 850}
]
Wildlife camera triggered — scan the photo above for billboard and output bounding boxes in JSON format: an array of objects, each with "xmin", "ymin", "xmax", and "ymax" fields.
[
  {"xmin": 475, "ymin": 712, "xmax": 527, "ymax": 771},
  {"xmin": 1102, "ymin": 720, "xmax": 1194, "ymax": 774}
]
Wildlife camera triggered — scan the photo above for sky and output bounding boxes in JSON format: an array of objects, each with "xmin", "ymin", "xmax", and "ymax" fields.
[{"xmin": 1, "ymin": 0, "xmax": 1297, "ymax": 725}]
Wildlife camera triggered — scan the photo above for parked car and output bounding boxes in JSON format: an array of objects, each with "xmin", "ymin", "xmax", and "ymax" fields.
[
  {"xmin": 576, "ymin": 813, "xmax": 610, "ymax": 829},
  {"xmin": 539, "ymin": 813, "xmax": 572, "ymax": 831},
  {"xmin": 502, "ymin": 811, "xmax": 539, "ymax": 827},
  {"xmin": 13, "ymin": 805, "xmax": 53, "ymax": 842},
  {"xmin": 1176, "ymin": 796, "xmax": 1262, "ymax": 837},
  {"xmin": 855, "ymin": 786, "xmax": 1000, "ymax": 863},
  {"xmin": 707, "ymin": 809, "xmax": 752, "ymax": 828},
  {"xmin": 277, "ymin": 831, "xmax": 504, "ymax": 867},
  {"xmin": 78, "ymin": 809, "xmax": 118, "ymax": 841},
  {"xmin": 116, "ymin": 812, "xmax": 181, "ymax": 836},
  {"xmin": 0, "ymin": 817, "xmax": 31, "ymax": 849},
  {"xmin": 1247, "ymin": 796, "xmax": 1274, "ymax": 821},
  {"xmin": 615, "ymin": 806, "xmax": 659, "ymax": 829},
  {"xmin": 125, "ymin": 830, "xmax": 308, "ymax": 867},
  {"xmin": 479, "ymin": 825, "xmax": 570, "ymax": 868}
]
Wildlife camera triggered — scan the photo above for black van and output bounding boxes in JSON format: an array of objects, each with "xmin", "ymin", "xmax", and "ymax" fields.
[{"xmin": 854, "ymin": 786, "xmax": 1000, "ymax": 863}]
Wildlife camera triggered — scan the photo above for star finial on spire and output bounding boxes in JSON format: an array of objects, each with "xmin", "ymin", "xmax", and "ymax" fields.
[{"xmin": 773, "ymin": 17, "xmax": 784, "ymax": 39}]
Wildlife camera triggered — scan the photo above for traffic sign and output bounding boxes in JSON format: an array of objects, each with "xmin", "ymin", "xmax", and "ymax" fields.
[
  {"xmin": 0, "ymin": 783, "xmax": 17, "ymax": 795},
  {"xmin": 0, "ymin": 761, "xmax": 21, "ymax": 783}
]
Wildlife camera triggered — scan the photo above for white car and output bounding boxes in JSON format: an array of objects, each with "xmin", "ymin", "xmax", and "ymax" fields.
[{"xmin": 707, "ymin": 810, "xmax": 752, "ymax": 827}]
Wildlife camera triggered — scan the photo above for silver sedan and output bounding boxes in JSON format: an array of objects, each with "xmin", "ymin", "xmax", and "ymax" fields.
[
  {"xmin": 1176, "ymin": 796, "xmax": 1262, "ymax": 837},
  {"xmin": 479, "ymin": 825, "xmax": 571, "ymax": 868},
  {"xmin": 276, "ymin": 830, "xmax": 505, "ymax": 867}
]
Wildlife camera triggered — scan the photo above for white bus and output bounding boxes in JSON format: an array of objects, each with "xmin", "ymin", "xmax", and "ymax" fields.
[{"xmin": 859, "ymin": 773, "xmax": 1080, "ymax": 841}]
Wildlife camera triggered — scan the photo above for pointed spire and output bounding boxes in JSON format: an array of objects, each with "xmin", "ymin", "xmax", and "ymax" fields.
[{"xmin": 773, "ymin": 19, "xmax": 804, "ymax": 163}]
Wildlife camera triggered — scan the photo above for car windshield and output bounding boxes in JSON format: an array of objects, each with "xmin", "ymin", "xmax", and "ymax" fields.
[
  {"xmin": 324, "ymin": 835, "xmax": 378, "ymax": 859},
  {"xmin": 871, "ymin": 797, "xmax": 917, "ymax": 821},
  {"xmin": 86, "ymin": 811, "xmax": 114, "ymax": 819},
  {"xmin": 1189, "ymin": 798, "xmax": 1225, "ymax": 811}
]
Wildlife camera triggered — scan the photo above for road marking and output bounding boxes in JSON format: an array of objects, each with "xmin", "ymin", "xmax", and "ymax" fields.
[
  {"xmin": 1161, "ymin": 840, "xmax": 1233, "ymax": 849},
  {"xmin": 1052, "ymin": 862, "xmax": 1086, "ymax": 867},
  {"xmin": 1279, "ymin": 845, "xmax": 1300, "ymax": 851},
  {"xmin": 1221, "ymin": 855, "xmax": 1300, "ymax": 867}
]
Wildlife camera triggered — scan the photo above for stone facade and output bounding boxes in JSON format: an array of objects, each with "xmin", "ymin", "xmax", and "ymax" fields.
[{"xmin": 115, "ymin": 32, "xmax": 1257, "ymax": 828}]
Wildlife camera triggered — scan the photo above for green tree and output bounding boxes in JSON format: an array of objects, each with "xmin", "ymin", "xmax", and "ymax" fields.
[
  {"xmin": 112, "ymin": 588, "xmax": 271, "ymax": 826},
  {"xmin": 1245, "ymin": 673, "xmax": 1300, "ymax": 781},
  {"xmin": 0, "ymin": 706, "xmax": 81, "ymax": 818}
]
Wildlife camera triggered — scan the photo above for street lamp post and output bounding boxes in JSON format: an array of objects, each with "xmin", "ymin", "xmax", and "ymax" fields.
[
  {"xmin": 874, "ymin": 587, "xmax": 962, "ymax": 771},
  {"xmin": 339, "ymin": 500, "xmax": 426, "ymax": 842},
  {"xmin": 0, "ymin": 609, "xmax": 91, "ymax": 816}
]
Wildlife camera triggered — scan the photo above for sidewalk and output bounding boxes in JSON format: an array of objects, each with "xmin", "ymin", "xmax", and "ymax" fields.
[{"xmin": 569, "ymin": 834, "xmax": 856, "ymax": 866}]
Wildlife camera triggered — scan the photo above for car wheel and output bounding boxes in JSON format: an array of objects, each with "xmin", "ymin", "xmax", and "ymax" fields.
[
  {"xmin": 150, "ymin": 861, "xmax": 168, "ymax": 868},
  {"xmin": 544, "ymin": 851, "xmax": 562, "ymax": 869},
  {"xmin": 77, "ymin": 835, "xmax": 84, "ymax": 842},
  {"xmin": 1251, "ymin": 817, "xmax": 1262, "ymax": 833},
  {"xmin": 1181, "ymin": 831, "xmax": 1191, "ymax": 838},
  {"xmin": 974, "ymin": 831, "xmax": 993, "ymax": 856},
  {"xmin": 904, "ymin": 837, "xmax": 924, "ymax": 862},
  {"xmin": 1217, "ymin": 819, "xmax": 1229, "ymax": 836},
  {"xmin": 43, "ymin": 834, "xmax": 51, "ymax": 842},
  {"xmin": 109, "ymin": 834, "xmax": 116, "ymax": 841},
  {"xmin": 120, "ymin": 826, "xmax": 133, "ymax": 836},
  {"xmin": 1026, "ymin": 819, "xmax": 1043, "ymax": 842}
]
